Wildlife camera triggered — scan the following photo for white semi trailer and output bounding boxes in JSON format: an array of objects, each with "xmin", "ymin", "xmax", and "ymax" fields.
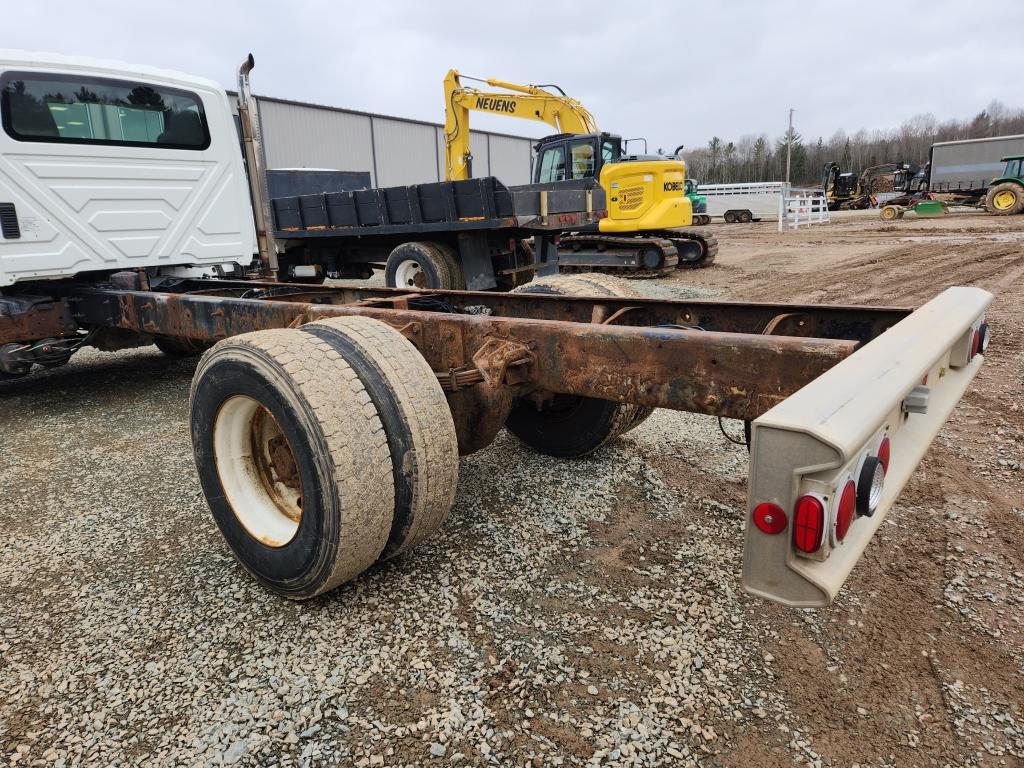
[{"xmin": 0, "ymin": 50, "xmax": 994, "ymax": 607}]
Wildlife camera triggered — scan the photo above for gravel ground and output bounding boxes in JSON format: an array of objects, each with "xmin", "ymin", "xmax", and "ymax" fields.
[
  {"xmin": 2, "ymin": 210, "xmax": 1022, "ymax": 767},
  {"xmin": 0, "ymin": 353, "xmax": 781, "ymax": 767}
]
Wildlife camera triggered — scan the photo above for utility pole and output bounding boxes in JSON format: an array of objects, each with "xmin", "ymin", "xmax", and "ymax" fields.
[{"xmin": 785, "ymin": 108, "xmax": 794, "ymax": 186}]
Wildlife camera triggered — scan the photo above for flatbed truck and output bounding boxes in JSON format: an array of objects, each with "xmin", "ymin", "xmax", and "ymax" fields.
[{"xmin": 0, "ymin": 51, "xmax": 993, "ymax": 607}]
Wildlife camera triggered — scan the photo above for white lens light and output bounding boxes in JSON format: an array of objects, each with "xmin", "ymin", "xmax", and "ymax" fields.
[
  {"xmin": 857, "ymin": 456, "xmax": 885, "ymax": 517},
  {"xmin": 866, "ymin": 462, "xmax": 884, "ymax": 512}
]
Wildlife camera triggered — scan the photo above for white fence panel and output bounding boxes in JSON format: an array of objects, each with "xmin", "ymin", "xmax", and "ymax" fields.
[{"xmin": 779, "ymin": 187, "xmax": 831, "ymax": 231}]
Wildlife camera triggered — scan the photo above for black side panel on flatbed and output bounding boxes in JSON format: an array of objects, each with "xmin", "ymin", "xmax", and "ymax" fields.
[
  {"xmin": 266, "ymin": 169, "xmax": 371, "ymax": 199},
  {"xmin": 271, "ymin": 177, "xmax": 603, "ymax": 239}
]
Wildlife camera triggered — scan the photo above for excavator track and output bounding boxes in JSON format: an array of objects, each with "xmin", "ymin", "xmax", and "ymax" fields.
[
  {"xmin": 557, "ymin": 229, "xmax": 718, "ymax": 278},
  {"xmin": 557, "ymin": 235, "xmax": 680, "ymax": 278},
  {"xmin": 662, "ymin": 229, "xmax": 718, "ymax": 269}
]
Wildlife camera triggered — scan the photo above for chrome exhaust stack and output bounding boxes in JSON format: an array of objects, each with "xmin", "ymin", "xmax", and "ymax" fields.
[{"xmin": 237, "ymin": 53, "xmax": 277, "ymax": 276}]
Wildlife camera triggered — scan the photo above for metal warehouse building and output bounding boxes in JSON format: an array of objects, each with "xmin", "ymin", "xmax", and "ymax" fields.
[{"xmin": 241, "ymin": 94, "xmax": 536, "ymax": 187}]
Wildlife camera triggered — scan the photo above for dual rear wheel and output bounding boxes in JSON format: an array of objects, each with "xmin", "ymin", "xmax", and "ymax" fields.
[
  {"xmin": 190, "ymin": 317, "xmax": 458, "ymax": 599},
  {"xmin": 723, "ymin": 210, "xmax": 753, "ymax": 224}
]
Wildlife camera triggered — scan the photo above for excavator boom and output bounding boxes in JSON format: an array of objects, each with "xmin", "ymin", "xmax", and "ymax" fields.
[{"xmin": 443, "ymin": 69, "xmax": 597, "ymax": 181}]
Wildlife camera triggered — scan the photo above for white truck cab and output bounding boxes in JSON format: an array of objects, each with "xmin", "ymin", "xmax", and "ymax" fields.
[{"xmin": 0, "ymin": 50, "xmax": 254, "ymax": 287}]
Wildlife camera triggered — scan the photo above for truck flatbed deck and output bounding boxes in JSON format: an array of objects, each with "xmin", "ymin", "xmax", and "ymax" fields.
[
  {"xmin": 272, "ymin": 176, "xmax": 603, "ymax": 237},
  {"xmin": 267, "ymin": 175, "xmax": 604, "ymax": 289}
]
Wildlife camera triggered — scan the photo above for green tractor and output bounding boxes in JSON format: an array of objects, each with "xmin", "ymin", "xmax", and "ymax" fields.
[
  {"xmin": 685, "ymin": 178, "xmax": 710, "ymax": 226},
  {"xmin": 984, "ymin": 155, "xmax": 1024, "ymax": 215}
]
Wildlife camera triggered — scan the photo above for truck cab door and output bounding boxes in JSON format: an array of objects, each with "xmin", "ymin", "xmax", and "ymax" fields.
[{"xmin": 0, "ymin": 67, "xmax": 254, "ymax": 286}]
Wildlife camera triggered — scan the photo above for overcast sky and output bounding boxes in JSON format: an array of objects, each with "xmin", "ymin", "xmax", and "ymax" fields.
[{"xmin": 6, "ymin": 1, "xmax": 1022, "ymax": 152}]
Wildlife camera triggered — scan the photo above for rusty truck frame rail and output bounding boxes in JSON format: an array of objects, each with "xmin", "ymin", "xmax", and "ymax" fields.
[{"xmin": 22, "ymin": 276, "xmax": 904, "ymax": 441}]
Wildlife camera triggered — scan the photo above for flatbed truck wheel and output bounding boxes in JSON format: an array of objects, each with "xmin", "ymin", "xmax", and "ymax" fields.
[
  {"xmin": 426, "ymin": 241, "xmax": 467, "ymax": 290},
  {"xmin": 189, "ymin": 328, "xmax": 395, "ymax": 599},
  {"xmin": 508, "ymin": 275, "xmax": 652, "ymax": 454},
  {"xmin": 385, "ymin": 241, "xmax": 466, "ymax": 290},
  {"xmin": 302, "ymin": 316, "xmax": 459, "ymax": 560},
  {"xmin": 984, "ymin": 182, "xmax": 1024, "ymax": 216}
]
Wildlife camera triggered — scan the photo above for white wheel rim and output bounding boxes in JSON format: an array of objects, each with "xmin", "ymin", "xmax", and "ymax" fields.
[
  {"xmin": 395, "ymin": 259, "xmax": 426, "ymax": 288},
  {"xmin": 213, "ymin": 395, "xmax": 304, "ymax": 547}
]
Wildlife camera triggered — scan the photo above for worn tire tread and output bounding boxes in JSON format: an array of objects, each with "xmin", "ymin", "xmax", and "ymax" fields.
[
  {"xmin": 191, "ymin": 329, "xmax": 394, "ymax": 596},
  {"xmin": 304, "ymin": 316, "xmax": 459, "ymax": 559},
  {"xmin": 426, "ymin": 241, "xmax": 467, "ymax": 290}
]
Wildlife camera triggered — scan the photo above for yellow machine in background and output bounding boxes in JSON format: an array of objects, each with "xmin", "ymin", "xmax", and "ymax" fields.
[{"xmin": 443, "ymin": 70, "xmax": 716, "ymax": 273}]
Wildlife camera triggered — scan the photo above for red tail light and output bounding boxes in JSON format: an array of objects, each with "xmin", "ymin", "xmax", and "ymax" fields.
[
  {"xmin": 971, "ymin": 329, "xmax": 980, "ymax": 358},
  {"xmin": 877, "ymin": 437, "xmax": 891, "ymax": 473},
  {"xmin": 752, "ymin": 502, "xmax": 787, "ymax": 534},
  {"xmin": 793, "ymin": 495, "xmax": 825, "ymax": 553},
  {"xmin": 835, "ymin": 480, "xmax": 856, "ymax": 542}
]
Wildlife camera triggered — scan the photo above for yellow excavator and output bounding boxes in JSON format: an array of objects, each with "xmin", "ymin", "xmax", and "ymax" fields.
[{"xmin": 443, "ymin": 70, "xmax": 716, "ymax": 275}]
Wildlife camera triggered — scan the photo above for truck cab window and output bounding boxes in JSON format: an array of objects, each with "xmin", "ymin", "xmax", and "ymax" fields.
[
  {"xmin": 538, "ymin": 145, "xmax": 566, "ymax": 183},
  {"xmin": 1, "ymin": 72, "xmax": 209, "ymax": 149}
]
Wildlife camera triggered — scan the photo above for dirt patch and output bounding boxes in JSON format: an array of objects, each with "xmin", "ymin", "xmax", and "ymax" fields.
[{"xmin": 663, "ymin": 209, "xmax": 1024, "ymax": 766}]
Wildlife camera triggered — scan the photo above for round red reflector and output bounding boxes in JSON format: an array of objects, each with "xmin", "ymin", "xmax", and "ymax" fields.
[
  {"xmin": 835, "ymin": 480, "xmax": 856, "ymax": 542},
  {"xmin": 752, "ymin": 502, "xmax": 787, "ymax": 534},
  {"xmin": 792, "ymin": 495, "xmax": 825, "ymax": 553},
  {"xmin": 877, "ymin": 437, "xmax": 891, "ymax": 473}
]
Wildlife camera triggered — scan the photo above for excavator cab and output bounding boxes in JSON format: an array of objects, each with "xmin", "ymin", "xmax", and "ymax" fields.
[
  {"xmin": 835, "ymin": 173, "xmax": 858, "ymax": 197},
  {"xmin": 532, "ymin": 132, "xmax": 621, "ymax": 183}
]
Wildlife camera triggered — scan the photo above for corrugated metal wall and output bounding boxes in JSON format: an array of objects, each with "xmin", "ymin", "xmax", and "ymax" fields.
[
  {"xmin": 372, "ymin": 118, "xmax": 437, "ymax": 188},
  {"xmin": 253, "ymin": 96, "xmax": 534, "ymax": 187},
  {"xmin": 256, "ymin": 100, "xmax": 374, "ymax": 175},
  {"xmin": 489, "ymin": 134, "xmax": 534, "ymax": 186}
]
